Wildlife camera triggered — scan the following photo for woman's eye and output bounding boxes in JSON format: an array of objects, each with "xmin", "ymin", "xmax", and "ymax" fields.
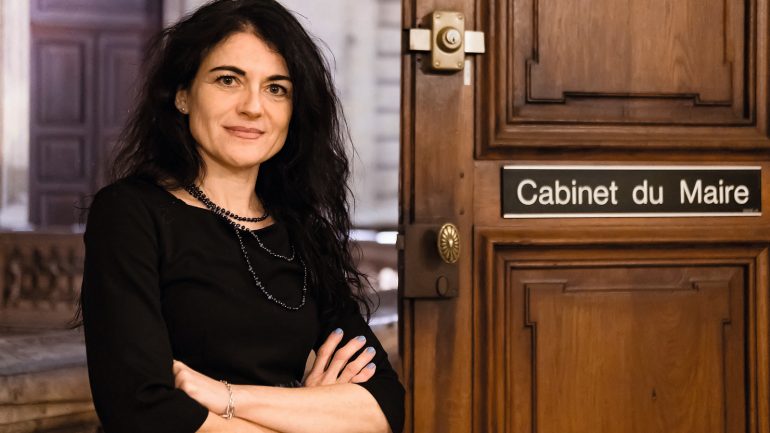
[
  {"xmin": 267, "ymin": 84, "xmax": 288, "ymax": 96},
  {"xmin": 216, "ymin": 75, "xmax": 239, "ymax": 87}
]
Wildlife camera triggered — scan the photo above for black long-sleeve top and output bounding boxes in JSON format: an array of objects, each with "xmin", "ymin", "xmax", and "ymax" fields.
[{"xmin": 81, "ymin": 177, "xmax": 404, "ymax": 433}]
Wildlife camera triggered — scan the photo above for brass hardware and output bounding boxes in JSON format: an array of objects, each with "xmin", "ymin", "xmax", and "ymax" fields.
[
  {"xmin": 437, "ymin": 27, "xmax": 462, "ymax": 52},
  {"xmin": 431, "ymin": 11, "xmax": 464, "ymax": 71},
  {"xmin": 407, "ymin": 11, "xmax": 486, "ymax": 72},
  {"xmin": 437, "ymin": 223, "xmax": 460, "ymax": 263},
  {"xmin": 402, "ymin": 224, "xmax": 459, "ymax": 298}
]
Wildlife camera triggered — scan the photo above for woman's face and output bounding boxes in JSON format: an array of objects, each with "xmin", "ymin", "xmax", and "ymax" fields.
[{"xmin": 176, "ymin": 31, "xmax": 293, "ymax": 175}]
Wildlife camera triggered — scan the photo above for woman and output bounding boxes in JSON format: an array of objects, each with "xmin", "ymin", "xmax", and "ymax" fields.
[{"xmin": 79, "ymin": 1, "xmax": 404, "ymax": 432}]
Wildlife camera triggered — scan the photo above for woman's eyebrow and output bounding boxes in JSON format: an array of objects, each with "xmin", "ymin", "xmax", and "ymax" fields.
[
  {"xmin": 267, "ymin": 74, "xmax": 292, "ymax": 82},
  {"xmin": 207, "ymin": 66, "xmax": 291, "ymax": 83},
  {"xmin": 208, "ymin": 65, "xmax": 246, "ymax": 75}
]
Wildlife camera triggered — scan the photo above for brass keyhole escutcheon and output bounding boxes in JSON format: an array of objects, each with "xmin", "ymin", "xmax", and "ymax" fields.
[
  {"xmin": 437, "ymin": 223, "xmax": 460, "ymax": 264},
  {"xmin": 438, "ymin": 27, "xmax": 462, "ymax": 52}
]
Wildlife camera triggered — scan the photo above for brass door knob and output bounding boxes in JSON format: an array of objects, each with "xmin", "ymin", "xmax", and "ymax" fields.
[{"xmin": 437, "ymin": 223, "xmax": 460, "ymax": 264}]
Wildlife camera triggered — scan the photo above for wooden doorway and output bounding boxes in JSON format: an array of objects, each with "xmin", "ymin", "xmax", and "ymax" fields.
[
  {"xmin": 399, "ymin": 1, "xmax": 770, "ymax": 432},
  {"xmin": 29, "ymin": 0, "xmax": 160, "ymax": 227}
]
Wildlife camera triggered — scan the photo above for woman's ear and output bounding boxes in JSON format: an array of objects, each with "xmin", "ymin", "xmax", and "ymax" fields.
[{"xmin": 175, "ymin": 89, "xmax": 189, "ymax": 114}]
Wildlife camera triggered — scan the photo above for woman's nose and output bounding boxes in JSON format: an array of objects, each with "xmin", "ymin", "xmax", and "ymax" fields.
[{"xmin": 238, "ymin": 88, "xmax": 264, "ymax": 117}]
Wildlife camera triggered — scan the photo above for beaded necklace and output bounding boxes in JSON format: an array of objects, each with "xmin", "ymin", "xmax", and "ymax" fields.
[
  {"xmin": 185, "ymin": 185, "xmax": 269, "ymax": 223},
  {"xmin": 184, "ymin": 184, "xmax": 307, "ymax": 311}
]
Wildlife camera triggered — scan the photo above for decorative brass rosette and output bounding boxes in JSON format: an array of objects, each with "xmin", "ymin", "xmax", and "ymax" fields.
[{"xmin": 437, "ymin": 223, "xmax": 460, "ymax": 264}]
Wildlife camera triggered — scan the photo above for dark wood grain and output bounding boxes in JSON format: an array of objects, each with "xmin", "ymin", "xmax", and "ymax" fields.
[{"xmin": 402, "ymin": 0, "xmax": 770, "ymax": 431}]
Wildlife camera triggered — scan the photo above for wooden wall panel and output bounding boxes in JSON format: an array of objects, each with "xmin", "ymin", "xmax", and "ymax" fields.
[
  {"xmin": 477, "ymin": 0, "xmax": 770, "ymax": 154},
  {"xmin": 473, "ymin": 240, "xmax": 766, "ymax": 433}
]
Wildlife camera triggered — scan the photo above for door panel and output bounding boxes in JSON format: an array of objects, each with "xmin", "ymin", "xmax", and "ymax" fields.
[
  {"xmin": 477, "ymin": 0, "xmax": 769, "ymax": 155},
  {"xmin": 35, "ymin": 37, "xmax": 91, "ymax": 126},
  {"xmin": 474, "ymin": 245, "xmax": 755, "ymax": 433}
]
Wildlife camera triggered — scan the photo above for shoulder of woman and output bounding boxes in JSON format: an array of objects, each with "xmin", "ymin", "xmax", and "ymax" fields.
[
  {"xmin": 93, "ymin": 176, "xmax": 156, "ymax": 200},
  {"xmin": 86, "ymin": 176, "xmax": 171, "ymax": 229},
  {"xmin": 91, "ymin": 176, "xmax": 174, "ymax": 212}
]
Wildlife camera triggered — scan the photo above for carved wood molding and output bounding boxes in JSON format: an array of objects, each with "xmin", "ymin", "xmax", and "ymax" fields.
[
  {"xmin": 522, "ymin": 0, "xmax": 735, "ymax": 107},
  {"xmin": 473, "ymin": 230, "xmax": 770, "ymax": 432},
  {"xmin": 477, "ymin": 0, "xmax": 770, "ymax": 155}
]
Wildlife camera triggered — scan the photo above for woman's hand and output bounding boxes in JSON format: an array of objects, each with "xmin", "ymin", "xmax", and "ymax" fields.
[
  {"xmin": 173, "ymin": 360, "xmax": 229, "ymax": 415},
  {"xmin": 304, "ymin": 329, "xmax": 377, "ymax": 386}
]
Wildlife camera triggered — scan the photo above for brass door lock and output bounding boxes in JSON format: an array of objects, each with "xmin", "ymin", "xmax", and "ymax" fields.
[
  {"xmin": 408, "ymin": 11, "xmax": 485, "ymax": 72},
  {"xmin": 400, "ymin": 223, "xmax": 460, "ymax": 298}
]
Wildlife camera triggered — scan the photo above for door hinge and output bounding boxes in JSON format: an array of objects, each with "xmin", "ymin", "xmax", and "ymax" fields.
[{"xmin": 408, "ymin": 11, "xmax": 485, "ymax": 72}]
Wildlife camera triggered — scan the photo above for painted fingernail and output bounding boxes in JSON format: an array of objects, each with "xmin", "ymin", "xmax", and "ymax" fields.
[
  {"xmin": 365, "ymin": 346, "xmax": 375, "ymax": 354},
  {"xmin": 366, "ymin": 362, "xmax": 376, "ymax": 369},
  {"xmin": 333, "ymin": 328, "xmax": 343, "ymax": 335},
  {"xmin": 356, "ymin": 335, "xmax": 366, "ymax": 342}
]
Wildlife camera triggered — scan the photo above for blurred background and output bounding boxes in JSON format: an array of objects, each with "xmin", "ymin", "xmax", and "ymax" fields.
[{"xmin": 0, "ymin": 1, "xmax": 400, "ymax": 431}]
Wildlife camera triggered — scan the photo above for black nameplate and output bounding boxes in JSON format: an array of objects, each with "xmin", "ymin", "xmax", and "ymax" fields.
[{"xmin": 502, "ymin": 166, "xmax": 762, "ymax": 218}]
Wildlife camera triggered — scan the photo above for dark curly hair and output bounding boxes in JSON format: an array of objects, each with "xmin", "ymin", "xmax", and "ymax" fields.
[{"xmin": 76, "ymin": 0, "xmax": 372, "ymax": 325}]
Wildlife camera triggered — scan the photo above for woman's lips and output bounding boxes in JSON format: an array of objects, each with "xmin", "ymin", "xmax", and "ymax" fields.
[{"xmin": 224, "ymin": 126, "xmax": 265, "ymax": 139}]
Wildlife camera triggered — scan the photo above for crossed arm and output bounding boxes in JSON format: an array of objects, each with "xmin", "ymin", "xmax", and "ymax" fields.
[{"xmin": 179, "ymin": 329, "xmax": 392, "ymax": 433}]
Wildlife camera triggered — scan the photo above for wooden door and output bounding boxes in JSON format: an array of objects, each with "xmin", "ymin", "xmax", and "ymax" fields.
[
  {"xmin": 399, "ymin": 1, "xmax": 770, "ymax": 432},
  {"xmin": 29, "ymin": 0, "xmax": 160, "ymax": 227}
]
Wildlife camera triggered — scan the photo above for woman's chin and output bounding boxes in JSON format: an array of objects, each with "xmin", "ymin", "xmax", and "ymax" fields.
[{"xmin": 204, "ymin": 150, "xmax": 276, "ymax": 172}]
